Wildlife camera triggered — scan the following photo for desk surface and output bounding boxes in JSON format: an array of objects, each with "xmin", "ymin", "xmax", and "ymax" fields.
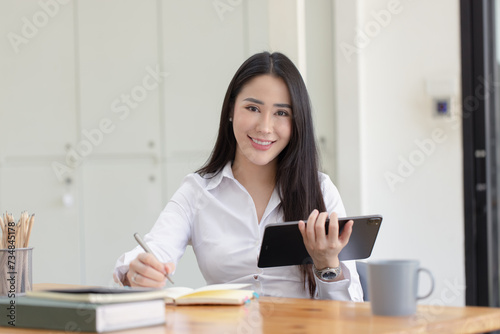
[
  {"xmin": 163, "ymin": 297, "xmax": 500, "ymax": 334},
  {"xmin": 5, "ymin": 284, "xmax": 500, "ymax": 334}
]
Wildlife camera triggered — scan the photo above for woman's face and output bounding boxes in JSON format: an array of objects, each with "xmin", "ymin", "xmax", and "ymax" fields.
[{"xmin": 232, "ymin": 74, "xmax": 293, "ymax": 169}]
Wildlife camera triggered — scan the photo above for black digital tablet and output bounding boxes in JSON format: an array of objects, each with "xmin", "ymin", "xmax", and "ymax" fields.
[{"xmin": 257, "ymin": 214, "xmax": 383, "ymax": 268}]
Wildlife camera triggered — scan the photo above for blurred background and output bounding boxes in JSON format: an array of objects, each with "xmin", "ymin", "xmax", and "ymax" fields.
[{"xmin": 0, "ymin": 0, "xmax": 466, "ymax": 306}]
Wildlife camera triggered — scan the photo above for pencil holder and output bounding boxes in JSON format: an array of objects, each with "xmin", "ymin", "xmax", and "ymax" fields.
[{"xmin": 0, "ymin": 247, "xmax": 33, "ymax": 297}]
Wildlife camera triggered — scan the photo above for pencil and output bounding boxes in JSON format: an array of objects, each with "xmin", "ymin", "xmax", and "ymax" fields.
[
  {"xmin": 0, "ymin": 216, "xmax": 4, "ymax": 249},
  {"xmin": 133, "ymin": 233, "xmax": 174, "ymax": 284},
  {"xmin": 25, "ymin": 214, "xmax": 35, "ymax": 248}
]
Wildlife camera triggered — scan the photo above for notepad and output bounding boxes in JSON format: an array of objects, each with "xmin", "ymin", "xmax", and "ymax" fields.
[
  {"xmin": 162, "ymin": 285, "xmax": 256, "ymax": 305},
  {"xmin": 27, "ymin": 283, "xmax": 255, "ymax": 306}
]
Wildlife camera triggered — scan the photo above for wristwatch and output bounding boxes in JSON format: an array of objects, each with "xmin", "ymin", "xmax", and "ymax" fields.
[{"xmin": 313, "ymin": 264, "xmax": 342, "ymax": 282}]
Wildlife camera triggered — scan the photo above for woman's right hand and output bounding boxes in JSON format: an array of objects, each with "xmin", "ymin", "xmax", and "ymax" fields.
[{"xmin": 125, "ymin": 253, "xmax": 175, "ymax": 288}]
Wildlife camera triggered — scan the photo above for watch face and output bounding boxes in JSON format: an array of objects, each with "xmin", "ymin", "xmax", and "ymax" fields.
[{"xmin": 322, "ymin": 271, "xmax": 337, "ymax": 280}]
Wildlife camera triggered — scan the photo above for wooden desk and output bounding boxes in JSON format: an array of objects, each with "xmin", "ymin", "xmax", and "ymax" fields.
[
  {"xmin": 4, "ymin": 285, "xmax": 500, "ymax": 333},
  {"xmin": 161, "ymin": 297, "xmax": 500, "ymax": 334}
]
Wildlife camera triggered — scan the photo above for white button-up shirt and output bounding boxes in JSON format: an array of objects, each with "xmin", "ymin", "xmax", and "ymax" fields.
[{"xmin": 114, "ymin": 162, "xmax": 363, "ymax": 301}]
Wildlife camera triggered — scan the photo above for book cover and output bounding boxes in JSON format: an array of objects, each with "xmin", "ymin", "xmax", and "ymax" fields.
[
  {"xmin": 27, "ymin": 286, "xmax": 169, "ymax": 304},
  {"xmin": 0, "ymin": 297, "xmax": 165, "ymax": 332}
]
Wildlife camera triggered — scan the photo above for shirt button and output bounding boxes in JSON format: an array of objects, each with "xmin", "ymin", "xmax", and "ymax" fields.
[{"xmin": 253, "ymin": 275, "xmax": 259, "ymax": 280}]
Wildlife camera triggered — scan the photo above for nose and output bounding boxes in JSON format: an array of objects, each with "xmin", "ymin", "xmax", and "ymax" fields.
[{"xmin": 256, "ymin": 112, "xmax": 273, "ymax": 134}]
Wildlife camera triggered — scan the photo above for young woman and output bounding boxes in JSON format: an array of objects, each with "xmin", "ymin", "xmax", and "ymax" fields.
[{"xmin": 114, "ymin": 52, "xmax": 363, "ymax": 301}]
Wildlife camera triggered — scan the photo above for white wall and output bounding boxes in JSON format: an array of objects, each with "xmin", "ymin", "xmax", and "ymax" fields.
[{"xmin": 335, "ymin": 0, "xmax": 464, "ymax": 306}]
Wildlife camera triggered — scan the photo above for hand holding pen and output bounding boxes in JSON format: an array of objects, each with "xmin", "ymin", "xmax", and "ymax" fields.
[{"xmin": 127, "ymin": 233, "xmax": 175, "ymax": 287}]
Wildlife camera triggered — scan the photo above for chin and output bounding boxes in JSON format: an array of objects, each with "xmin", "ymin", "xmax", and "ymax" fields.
[{"xmin": 250, "ymin": 156, "xmax": 279, "ymax": 167}]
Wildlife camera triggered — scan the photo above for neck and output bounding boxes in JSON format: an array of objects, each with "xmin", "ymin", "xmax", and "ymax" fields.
[{"xmin": 232, "ymin": 159, "xmax": 277, "ymax": 188}]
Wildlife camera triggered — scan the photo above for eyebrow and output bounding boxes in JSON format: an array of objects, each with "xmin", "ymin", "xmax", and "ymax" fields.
[{"xmin": 243, "ymin": 97, "xmax": 292, "ymax": 109}]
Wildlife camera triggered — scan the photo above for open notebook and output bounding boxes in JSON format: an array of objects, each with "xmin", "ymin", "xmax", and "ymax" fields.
[{"xmin": 26, "ymin": 283, "xmax": 256, "ymax": 306}]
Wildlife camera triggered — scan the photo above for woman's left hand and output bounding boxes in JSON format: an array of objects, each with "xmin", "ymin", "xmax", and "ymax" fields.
[{"xmin": 298, "ymin": 210, "xmax": 353, "ymax": 269}]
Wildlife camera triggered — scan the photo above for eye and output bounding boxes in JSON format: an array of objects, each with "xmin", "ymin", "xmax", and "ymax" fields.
[
  {"xmin": 246, "ymin": 106, "xmax": 259, "ymax": 112},
  {"xmin": 276, "ymin": 110, "xmax": 290, "ymax": 117}
]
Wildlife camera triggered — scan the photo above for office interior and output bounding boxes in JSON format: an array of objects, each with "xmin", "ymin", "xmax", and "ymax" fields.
[{"xmin": 1, "ymin": 0, "xmax": 498, "ymax": 308}]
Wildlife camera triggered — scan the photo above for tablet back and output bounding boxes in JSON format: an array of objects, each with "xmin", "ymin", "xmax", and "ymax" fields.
[{"xmin": 257, "ymin": 215, "xmax": 382, "ymax": 268}]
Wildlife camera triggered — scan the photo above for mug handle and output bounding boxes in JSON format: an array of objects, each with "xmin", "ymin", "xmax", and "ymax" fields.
[{"xmin": 417, "ymin": 267, "xmax": 435, "ymax": 300}]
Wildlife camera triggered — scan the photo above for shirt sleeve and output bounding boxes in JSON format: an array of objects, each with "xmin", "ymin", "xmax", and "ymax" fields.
[
  {"xmin": 113, "ymin": 174, "xmax": 197, "ymax": 284},
  {"xmin": 314, "ymin": 173, "xmax": 364, "ymax": 302}
]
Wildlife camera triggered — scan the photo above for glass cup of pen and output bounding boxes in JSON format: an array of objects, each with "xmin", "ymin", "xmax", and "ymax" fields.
[
  {"xmin": 0, "ymin": 212, "xmax": 35, "ymax": 297},
  {"xmin": 0, "ymin": 248, "xmax": 33, "ymax": 296}
]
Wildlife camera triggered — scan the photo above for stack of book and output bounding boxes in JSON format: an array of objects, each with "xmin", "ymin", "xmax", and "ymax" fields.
[
  {"xmin": 0, "ymin": 284, "xmax": 256, "ymax": 332},
  {"xmin": 0, "ymin": 287, "xmax": 166, "ymax": 332}
]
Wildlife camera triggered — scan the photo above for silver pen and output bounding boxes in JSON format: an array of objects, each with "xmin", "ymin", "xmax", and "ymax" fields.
[{"xmin": 134, "ymin": 232, "xmax": 174, "ymax": 284}]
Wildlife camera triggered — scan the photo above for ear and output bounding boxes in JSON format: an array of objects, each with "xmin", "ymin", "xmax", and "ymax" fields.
[{"xmin": 228, "ymin": 102, "xmax": 235, "ymax": 121}]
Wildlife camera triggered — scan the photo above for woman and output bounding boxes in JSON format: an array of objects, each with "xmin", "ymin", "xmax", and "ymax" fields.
[{"xmin": 114, "ymin": 52, "xmax": 363, "ymax": 301}]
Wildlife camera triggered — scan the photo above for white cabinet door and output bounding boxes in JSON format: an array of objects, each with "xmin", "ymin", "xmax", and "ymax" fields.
[
  {"xmin": 0, "ymin": 0, "xmax": 77, "ymax": 157},
  {"xmin": 161, "ymin": 0, "xmax": 246, "ymax": 157},
  {"xmin": 81, "ymin": 159, "xmax": 163, "ymax": 286},
  {"xmin": 0, "ymin": 165, "xmax": 81, "ymax": 284},
  {"xmin": 304, "ymin": 0, "xmax": 336, "ymax": 177},
  {"xmin": 77, "ymin": 0, "xmax": 161, "ymax": 156}
]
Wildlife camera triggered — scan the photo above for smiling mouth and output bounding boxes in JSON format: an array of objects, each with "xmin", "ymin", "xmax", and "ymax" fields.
[{"xmin": 251, "ymin": 137, "xmax": 273, "ymax": 146}]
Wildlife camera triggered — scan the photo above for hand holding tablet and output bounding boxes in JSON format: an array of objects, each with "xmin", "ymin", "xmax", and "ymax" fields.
[{"xmin": 257, "ymin": 214, "xmax": 383, "ymax": 268}]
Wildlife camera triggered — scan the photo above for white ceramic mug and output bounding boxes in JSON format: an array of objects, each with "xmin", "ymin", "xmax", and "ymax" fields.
[{"xmin": 368, "ymin": 260, "xmax": 434, "ymax": 316}]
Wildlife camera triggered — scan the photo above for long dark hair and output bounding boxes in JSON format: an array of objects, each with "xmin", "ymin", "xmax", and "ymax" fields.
[{"xmin": 197, "ymin": 52, "xmax": 326, "ymax": 297}]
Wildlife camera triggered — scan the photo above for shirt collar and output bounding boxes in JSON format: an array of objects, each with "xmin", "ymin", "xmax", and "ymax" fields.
[
  {"xmin": 204, "ymin": 161, "xmax": 282, "ymax": 222},
  {"xmin": 205, "ymin": 161, "xmax": 234, "ymax": 190}
]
